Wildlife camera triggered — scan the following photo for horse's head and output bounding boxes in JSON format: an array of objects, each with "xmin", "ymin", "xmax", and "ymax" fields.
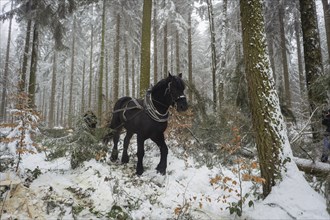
[{"xmin": 166, "ymin": 73, "xmax": 188, "ymax": 112}]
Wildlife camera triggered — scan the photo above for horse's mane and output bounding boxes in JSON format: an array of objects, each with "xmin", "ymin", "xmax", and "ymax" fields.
[
  {"xmin": 151, "ymin": 75, "xmax": 185, "ymax": 93},
  {"xmin": 151, "ymin": 78, "xmax": 168, "ymax": 93}
]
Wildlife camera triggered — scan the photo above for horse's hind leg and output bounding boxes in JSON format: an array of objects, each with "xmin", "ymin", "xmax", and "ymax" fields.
[
  {"xmin": 110, "ymin": 113, "xmax": 122, "ymax": 162},
  {"xmin": 121, "ymin": 131, "xmax": 133, "ymax": 164}
]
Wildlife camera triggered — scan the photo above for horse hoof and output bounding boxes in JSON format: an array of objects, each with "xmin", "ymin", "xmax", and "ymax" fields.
[
  {"xmin": 121, "ymin": 157, "xmax": 129, "ymax": 164},
  {"xmin": 156, "ymin": 167, "xmax": 166, "ymax": 175},
  {"xmin": 136, "ymin": 168, "xmax": 144, "ymax": 176}
]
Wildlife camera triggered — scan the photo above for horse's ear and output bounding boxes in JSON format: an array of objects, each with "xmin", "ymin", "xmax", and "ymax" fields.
[{"xmin": 178, "ymin": 73, "xmax": 182, "ymax": 78}]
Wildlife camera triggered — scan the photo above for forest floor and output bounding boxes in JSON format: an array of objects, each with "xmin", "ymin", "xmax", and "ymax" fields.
[{"xmin": 1, "ymin": 134, "xmax": 330, "ymax": 219}]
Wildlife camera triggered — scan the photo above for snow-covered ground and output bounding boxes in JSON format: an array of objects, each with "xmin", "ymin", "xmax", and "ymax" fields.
[{"xmin": 1, "ymin": 137, "xmax": 329, "ymax": 219}]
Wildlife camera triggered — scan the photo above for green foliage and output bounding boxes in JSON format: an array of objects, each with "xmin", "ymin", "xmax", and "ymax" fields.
[
  {"xmin": 107, "ymin": 205, "xmax": 130, "ymax": 220},
  {"xmin": 42, "ymin": 115, "xmax": 108, "ymax": 169}
]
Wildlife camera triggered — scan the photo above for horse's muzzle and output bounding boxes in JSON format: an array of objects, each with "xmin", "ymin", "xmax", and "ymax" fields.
[{"xmin": 176, "ymin": 96, "xmax": 188, "ymax": 112}]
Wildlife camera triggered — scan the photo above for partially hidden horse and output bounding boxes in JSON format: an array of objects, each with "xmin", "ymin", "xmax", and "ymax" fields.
[{"xmin": 103, "ymin": 73, "xmax": 188, "ymax": 175}]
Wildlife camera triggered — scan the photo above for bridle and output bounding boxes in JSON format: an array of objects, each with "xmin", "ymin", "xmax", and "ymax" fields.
[
  {"xmin": 144, "ymin": 80, "xmax": 186, "ymax": 123},
  {"xmin": 164, "ymin": 81, "xmax": 187, "ymax": 104}
]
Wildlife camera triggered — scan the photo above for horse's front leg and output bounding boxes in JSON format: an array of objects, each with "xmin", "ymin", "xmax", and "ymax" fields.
[
  {"xmin": 152, "ymin": 134, "xmax": 168, "ymax": 175},
  {"xmin": 110, "ymin": 131, "xmax": 120, "ymax": 162},
  {"xmin": 136, "ymin": 135, "xmax": 145, "ymax": 175}
]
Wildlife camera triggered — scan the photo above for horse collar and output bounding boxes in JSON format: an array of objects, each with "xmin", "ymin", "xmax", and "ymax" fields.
[{"xmin": 144, "ymin": 91, "xmax": 169, "ymax": 123}]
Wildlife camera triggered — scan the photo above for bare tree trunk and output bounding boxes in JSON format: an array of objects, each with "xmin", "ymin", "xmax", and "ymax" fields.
[
  {"xmin": 28, "ymin": 22, "xmax": 39, "ymax": 109},
  {"xmin": 322, "ymin": 0, "xmax": 330, "ymax": 64},
  {"xmin": 61, "ymin": 75, "xmax": 65, "ymax": 126},
  {"xmin": 0, "ymin": 0, "xmax": 13, "ymax": 121},
  {"xmin": 113, "ymin": 13, "xmax": 121, "ymax": 102},
  {"xmin": 163, "ymin": 0, "xmax": 168, "ymax": 77},
  {"xmin": 139, "ymin": 0, "xmax": 152, "ymax": 97},
  {"xmin": 188, "ymin": 6, "xmax": 193, "ymax": 102},
  {"xmin": 279, "ymin": 0, "xmax": 292, "ymax": 109},
  {"xmin": 132, "ymin": 55, "xmax": 136, "ymax": 98},
  {"xmin": 48, "ymin": 52, "xmax": 57, "ymax": 128},
  {"xmin": 97, "ymin": 0, "xmax": 106, "ymax": 125},
  {"xmin": 153, "ymin": 0, "xmax": 158, "ymax": 84},
  {"xmin": 105, "ymin": 50, "xmax": 109, "ymax": 113},
  {"xmin": 88, "ymin": 23, "xmax": 94, "ymax": 109},
  {"xmin": 207, "ymin": 0, "xmax": 217, "ymax": 112},
  {"xmin": 240, "ymin": 0, "xmax": 289, "ymax": 197},
  {"xmin": 81, "ymin": 60, "xmax": 86, "ymax": 114},
  {"xmin": 125, "ymin": 37, "xmax": 129, "ymax": 96},
  {"xmin": 68, "ymin": 16, "xmax": 76, "ymax": 128},
  {"xmin": 300, "ymin": 0, "xmax": 327, "ymax": 140},
  {"xmin": 19, "ymin": 21, "xmax": 32, "ymax": 93},
  {"xmin": 176, "ymin": 30, "xmax": 180, "ymax": 74},
  {"xmin": 294, "ymin": 9, "xmax": 306, "ymax": 98}
]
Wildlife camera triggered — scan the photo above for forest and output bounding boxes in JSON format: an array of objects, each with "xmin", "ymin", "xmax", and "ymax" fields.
[{"xmin": 0, "ymin": 0, "xmax": 330, "ymax": 219}]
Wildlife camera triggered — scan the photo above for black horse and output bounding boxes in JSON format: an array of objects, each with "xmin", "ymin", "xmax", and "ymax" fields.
[{"xmin": 103, "ymin": 73, "xmax": 188, "ymax": 175}]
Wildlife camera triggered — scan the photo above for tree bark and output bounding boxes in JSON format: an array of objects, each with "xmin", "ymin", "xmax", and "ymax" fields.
[
  {"xmin": 19, "ymin": 0, "xmax": 32, "ymax": 94},
  {"xmin": 113, "ymin": 13, "xmax": 121, "ymax": 102},
  {"xmin": 97, "ymin": 0, "xmax": 106, "ymax": 125},
  {"xmin": 207, "ymin": 0, "xmax": 217, "ymax": 112},
  {"xmin": 188, "ymin": 6, "xmax": 193, "ymax": 102},
  {"xmin": 48, "ymin": 52, "xmax": 57, "ymax": 128},
  {"xmin": 125, "ymin": 36, "xmax": 129, "ymax": 96},
  {"xmin": 68, "ymin": 16, "xmax": 76, "ymax": 128},
  {"xmin": 321, "ymin": 0, "xmax": 330, "ymax": 64},
  {"xmin": 240, "ymin": 0, "xmax": 289, "ymax": 197},
  {"xmin": 163, "ymin": 0, "xmax": 168, "ymax": 77},
  {"xmin": 88, "ymin": 23, "xmax": 94, "ymax": 110},
  {"xmin": 153, "ymin": 0, "xmax": 158, "ymax": 84},
  {"xmin": 28, "ymin": 22, "xmax": 39, "ymax": 109},
  {"xmin": 139, "ymin": 0, "xmax": 152, "ymax": 97},
  {"xmin": 0, "ymin": 0, "xmax": 13, "ymax": 121},
  {"xmin": 299, "ymin": 0, "xmax": 327, "ymax": 140},
  {"xmin": 279, "ymin": 0, "xmax": 292, "ymax": 109}
]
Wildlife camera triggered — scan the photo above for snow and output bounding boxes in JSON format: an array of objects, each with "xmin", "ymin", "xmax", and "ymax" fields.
[{"xmin": 1, "ymin": 136, "xmax": 329, "ymax": 219}]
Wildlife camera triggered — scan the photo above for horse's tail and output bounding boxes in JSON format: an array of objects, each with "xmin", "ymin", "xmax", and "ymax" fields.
[
  {"xmin": 103, "ymin": 97, "xmax": 131, "ymax": 145},
  {"xmin": 102, "ymin": 127, "xmax": 114, "ymax": 145}
]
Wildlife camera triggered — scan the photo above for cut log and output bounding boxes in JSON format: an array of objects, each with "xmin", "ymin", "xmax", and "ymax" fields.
[{"xmin": 294, "ymin": 157, "xmax": 330, "ymax": 176}]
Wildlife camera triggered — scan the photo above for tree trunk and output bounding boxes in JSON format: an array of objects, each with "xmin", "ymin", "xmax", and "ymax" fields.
[
  {"xmin": 299, "ymin": 0, "xmax": 327, "ymax": 140},
  {"xmin": 207, "ymin": 0, "xmax": 217, "ymax": 112},
  {"xmin": 322, "ymin": 0, "xmax": 330, "ymax": 64},
  {"xmin": 153, "ymin": 0, "xmax": 158, "ymax": 84},
  {"xmin": 240, "ymin": 0, "xmax": 289, "ymax": 197},
  {"xmin": 176, "ymin": 30, "xmax": 180, "ymax": 74},
  {"xmin": 132, "ymin": 56, "xmax": 136, "ymax": 98},
  {"xmin": 163, "ymin": 0, "xmax": 168, "ymax": 77},
  {"xmin": 139, "ymin": 0, "xmax": 152, "ymax": 97},
  {"xmin": 105, "ymin": 50, "xmax": 109, "ymax": 114},
  {"xmin": 28, "ymin": 22, "xmax": 39, "ymax": 109},
  {"xmin": 97, "ymin": 0, "xmax": 106, "ymax": 125},
  {"xmin": 125, "ymin": 37, "xmax": 129, "ymax": 96},
  {"xmin": 81, "ymin": 60, "xmax": 86, "ymax": 114},
  {"xmin": 68, "ymin": 16, "xmax": 76, "ymax": 128},
  {"xmin": 0, "ymin": 0, "xmax": 13, "ymax": 121},
  {"xmin": 61, "ymin": 75, "xmax": 65, "ymax": 126},
  {"xmin": 294, "ymin": 10, "xmax": 306, "ymax": 98},
  {"xmin": 48, "ymin": 52, "xmax": 57, "ymax": 128},
  {"xmin": 279, "ymin": 0, "xmax": 292, "ymax": 109},
  {"xmin": 19, "ymin": 3, "xmax": 32, "ymax": 94},
  {"xmin": 188, "ymin": 6, "xmax": 193, "ymax": 102},
  {"xmin": 113, "ymin": 13, "xmax": 121, "ymax": 102},
  {"xmin": 88, "ymin": 23, "xmax": 94, "ymax": 109}
]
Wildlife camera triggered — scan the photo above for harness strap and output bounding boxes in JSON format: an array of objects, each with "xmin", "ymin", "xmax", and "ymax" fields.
[{"xmin": 112, "ymin": 98, "xmax": 144, "ymax": 121}]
